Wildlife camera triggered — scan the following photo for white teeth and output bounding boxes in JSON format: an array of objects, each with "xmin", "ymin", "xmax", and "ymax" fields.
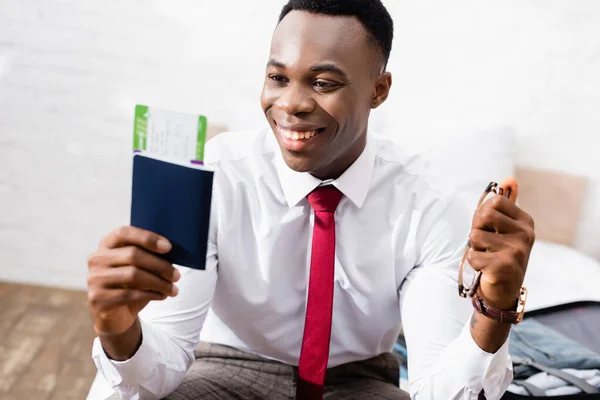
[
  {"xmin": 282, "ymin": 129, "xmax": 293, "ymax": 139},
  {"xmin": 280, "ymin": 127, "xmax": 320, "ymax": 141}
]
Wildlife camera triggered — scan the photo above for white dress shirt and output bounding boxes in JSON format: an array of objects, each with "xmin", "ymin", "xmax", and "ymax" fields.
[{"xmin": 88, "ymin": 128, "xmax": 512, "ymax": 400}]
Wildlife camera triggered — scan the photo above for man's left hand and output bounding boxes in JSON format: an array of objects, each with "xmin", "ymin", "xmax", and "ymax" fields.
[{"xmin": 467, "ymin": 177, "xmax": 536, "ymax": 311}]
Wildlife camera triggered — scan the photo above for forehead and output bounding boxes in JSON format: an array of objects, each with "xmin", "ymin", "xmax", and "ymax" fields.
[{"xmin": 271, "ymin": 11, "xmax": 373, "ymax": 70}]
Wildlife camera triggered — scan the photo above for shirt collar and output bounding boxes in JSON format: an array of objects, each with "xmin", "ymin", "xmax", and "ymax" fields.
[{"xmin": 274, "ymin": 134, "xmax": 375, "ymax": 209}]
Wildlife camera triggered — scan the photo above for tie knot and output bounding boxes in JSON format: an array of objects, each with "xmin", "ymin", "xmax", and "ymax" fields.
[{"xmin": 307, "ymin": 186, "xmax": 343, "ymax": 212}]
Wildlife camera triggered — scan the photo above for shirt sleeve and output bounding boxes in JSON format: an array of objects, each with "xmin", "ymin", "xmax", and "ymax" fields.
[
  {"xmin": 399, "ymin": 194, "xmax": 513, "ymax": 400},
  {"xmin": 90, "ymin": 197, "xmax": 219, "ymax": 400}
]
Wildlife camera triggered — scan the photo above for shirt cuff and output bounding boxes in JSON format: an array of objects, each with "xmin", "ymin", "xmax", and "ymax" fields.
[
  {"xmin": 92, "ymin": 319, "xmax": 158, "ymax": 387},
  {"xmin": 456, "ymin": 315, "xmax": 514, "ymax": 398}
]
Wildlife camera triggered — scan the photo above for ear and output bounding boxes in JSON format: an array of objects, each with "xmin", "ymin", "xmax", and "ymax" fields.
[{"xmin": 371, "ymin": 71, "xmax": 392, "ymax": 109}]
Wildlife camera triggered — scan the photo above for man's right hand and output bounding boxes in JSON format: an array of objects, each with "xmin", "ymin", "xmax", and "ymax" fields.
[{"xmin": 87, "ymin": 226, "xmax": 180, "ymax": 359}]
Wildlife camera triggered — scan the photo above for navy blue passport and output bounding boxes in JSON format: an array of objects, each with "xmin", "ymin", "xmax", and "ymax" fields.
[{"xmin": 130, "ymin": 154, "xmax": 214, "ymax": 270}]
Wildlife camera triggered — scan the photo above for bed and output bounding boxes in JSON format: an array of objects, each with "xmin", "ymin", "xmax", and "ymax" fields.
[{"xmin": 392, "ymin": 126, "xmax": 600, "ymax": 392}]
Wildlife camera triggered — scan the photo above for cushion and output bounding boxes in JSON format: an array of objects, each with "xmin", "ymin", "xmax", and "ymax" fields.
[
  {"xmin": 524, "ymin": 240, "xmax": 600, "ymax": 312},
  {"xmin": 516, "ymin": 167, "xmax": 587, "ymax": 246}
]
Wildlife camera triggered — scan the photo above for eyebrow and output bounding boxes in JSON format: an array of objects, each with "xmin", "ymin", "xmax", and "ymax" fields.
[
  {"xmin": 267, "ymin": 59, "xmax": 286, "ymax": 69},
  {"xmin": 310, "ymin": 64, "xmax": 348, "ymax": 78},
  {"xmin": 267, "ymin": 59, "xmax": 349, "ymax": 79}
]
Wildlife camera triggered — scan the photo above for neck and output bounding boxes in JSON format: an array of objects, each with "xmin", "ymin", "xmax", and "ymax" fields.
[{"xmin": 311, "ymin": 134, "xmax": 367, "ymax": 181}]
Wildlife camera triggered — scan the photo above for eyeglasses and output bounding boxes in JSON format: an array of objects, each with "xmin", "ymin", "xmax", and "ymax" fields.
[{"xmin": 458, "ymin": 182, "xmax": 512, "ymax": 298}]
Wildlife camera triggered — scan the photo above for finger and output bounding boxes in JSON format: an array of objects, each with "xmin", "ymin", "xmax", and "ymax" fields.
[
  {"xmin": 466, "ymin": 248, "xmax": 498, "ymax": 271},
  {"xmin": 90, "ymin": 246, "xmax": 180, "ymax": 283},
  {"xmin": 500, "ymin": 176, "xmax": 519, "ymax": 203},
  {"xmin": 469, "ymin": 229, "xmax": 507, "ymax": 252},
  {"xmin": 91, "ymin": 266, "xmax": 178, "ymax": 297},
  {"xmin": 473, "ymin": 207, "xmax": 521, "ymax": 234},
  {"xmin": 90, "ymin": 288, "xmax": 167, "ymax": 311},
  {"xmin": 467, "ymin": 248, "xmax": 523, "ymax": 285},
  {"xmin": 100, "ymin": 226, "xmax": 171, "ymax": 254},
  {"xmin": 481, "ymin": 194, "xmax": 524, "ymax": 221}
]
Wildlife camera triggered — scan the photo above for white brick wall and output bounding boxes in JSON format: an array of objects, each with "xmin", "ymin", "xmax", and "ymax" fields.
[
  {"xmin": 0, "ymin": 0, "xmax": 599, "ymax": 289},
  {"xmin": 380, "ymin": 1, "xmax": 600, "ymax": 260}
]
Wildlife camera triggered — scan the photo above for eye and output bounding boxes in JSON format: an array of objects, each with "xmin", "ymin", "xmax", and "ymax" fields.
[
  {"xmin": 268, "ymin": 74, "xmax": 288, "ymax": 86},
  {"xmin": 313, "ymin": 80, "xmax": 340, "ymax": 91}
]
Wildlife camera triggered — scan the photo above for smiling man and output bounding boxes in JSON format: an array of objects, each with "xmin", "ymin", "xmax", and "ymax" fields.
[{"xmin": 87, "ymin": 1, "xmax": 535, "ymax": 399}]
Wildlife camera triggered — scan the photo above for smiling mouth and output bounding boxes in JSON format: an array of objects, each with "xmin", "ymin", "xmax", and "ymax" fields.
[{"xmin": 278, "ymin": 126, "xmax": 325, "ymax": 141}]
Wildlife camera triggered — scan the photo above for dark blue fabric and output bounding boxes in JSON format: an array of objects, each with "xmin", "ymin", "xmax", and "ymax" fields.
[
  {"xmin": 509, "ymin": 319, "xmax": 600, "ymax": 379},
  {"xmin": 130, "ymin": 154, "xmax": 213, "ymax": 270}
]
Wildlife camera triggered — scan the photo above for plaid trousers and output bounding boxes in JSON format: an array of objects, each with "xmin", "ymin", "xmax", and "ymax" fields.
[{"xmin": 162, "ymin": 342, "xmax": 410, "ymax": 400}]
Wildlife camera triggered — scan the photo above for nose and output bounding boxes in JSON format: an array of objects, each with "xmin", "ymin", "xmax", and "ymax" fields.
[{"xmin": 275, "ymin": 82, "xmax": 315, "ymax": 115}]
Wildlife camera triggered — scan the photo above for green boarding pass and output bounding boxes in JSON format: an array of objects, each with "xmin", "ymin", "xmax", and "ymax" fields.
[{"xmin": 133, "ymin": 104, "xmax": 208, "ymax": 163}]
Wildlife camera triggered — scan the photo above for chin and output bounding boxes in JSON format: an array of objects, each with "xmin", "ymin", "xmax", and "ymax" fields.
[{"xmin": 281, "ymin": 151, "xmax": 315, "ymax": 173}]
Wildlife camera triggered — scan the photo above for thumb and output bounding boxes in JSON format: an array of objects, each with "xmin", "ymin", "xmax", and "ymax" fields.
[
  {"xmin": 129, "ymin": 300, "xmax": 152, "ymax": 317},
  {"xmin": 500, "ymin": 176, "xmax": 519, "ymax": 203}
]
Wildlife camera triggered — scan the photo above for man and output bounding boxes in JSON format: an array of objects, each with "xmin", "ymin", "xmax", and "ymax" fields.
[{"xmin": 87, "ymin": 1, "xmax": 535, "ymax": 399}]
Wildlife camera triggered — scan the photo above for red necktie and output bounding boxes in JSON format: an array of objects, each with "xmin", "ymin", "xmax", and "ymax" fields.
[{"xmin": 296, "ymin": 186, "xmax": 343, "ymax": 400}]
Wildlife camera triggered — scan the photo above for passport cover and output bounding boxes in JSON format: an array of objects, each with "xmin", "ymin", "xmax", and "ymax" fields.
[{"xmin": 130, "ymin": 154, "xmax": 214, "ymax": 270}]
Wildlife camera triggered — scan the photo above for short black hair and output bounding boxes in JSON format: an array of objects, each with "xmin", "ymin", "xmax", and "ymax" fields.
[{"xmin": 278, "ymin": 0, "xmax": 394, "ymax": 68}]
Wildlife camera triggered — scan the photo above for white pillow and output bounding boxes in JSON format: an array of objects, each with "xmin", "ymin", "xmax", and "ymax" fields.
[
  {"xmin": 399, "ymin": 127, "xmax": 517, "ymax": 212},
  {"xmin": 524, "ymin": 240, "xmax": 600, "ymax": 312}
]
